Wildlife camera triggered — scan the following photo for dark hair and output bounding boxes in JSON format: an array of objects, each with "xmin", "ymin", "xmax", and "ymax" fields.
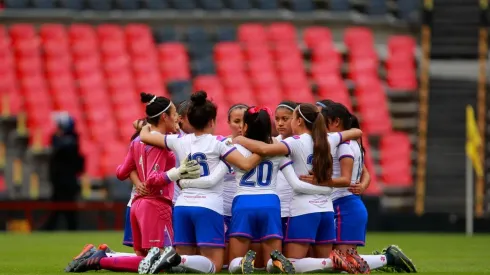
[
  {"xmin": 316, "ymin": 99, "xmax": 336, "ymax": 109},
  {"xmin": 323, "ymin": 103, "xmax": 364, "ymax": 154},
  {"xmin": 296, "ymin": 103, "xmax": 332, "ymax": 183},
  {"xmin": 188, "ymin": 91, "xmax": 217, "ymax": 131},
  {"xmin": 227, "ymin": 103, "xmax": 248, "ymax": 122},
  {"xmin": 141, "ymin": 92, "xmax": 172, "ymax": 126},
  {"xmin": 276, "ymin": 100, "xmax": 298, "ymax": 113},
  {"xmin": 130, "ymin": 118, "xmax": 147, "ymax": 141},
  {"xmin": 243, "ymin": 107, "xmax": 273, "ymax": 144}
]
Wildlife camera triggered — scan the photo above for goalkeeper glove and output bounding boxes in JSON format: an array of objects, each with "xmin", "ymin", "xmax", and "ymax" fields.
[{"xmin": 166, "ymin": 158, "xmax": 201, "ymax": 182}]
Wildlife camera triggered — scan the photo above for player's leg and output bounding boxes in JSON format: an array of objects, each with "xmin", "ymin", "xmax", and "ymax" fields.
[
  {"xmin": 334, "ymin": 196, "xmax": 370, "ymax": 273},
  {"xmin": 130, "ymin": 201, "xmax": 145, "ymax": 256},
  {"xmin": 137, "ymin": 200, "xmax": 174, "ymax": 274},
  {"xmin": 228, "ymin": 206, "xmax": 254, "ymax": 274},
  {"xmin": 223, "ymin": 215, "xmax": 231, "ymax": 270},
  {"xmin": 250, "ymin": 242, "xmax": 264, "ymax": 269},
  {"xmin": 123, "ymin": 206, "xmax": 134, "ymax": 248},
  {"xmin": 313, "ymin": 211, "xmax": 336, "ymax": 258},
  {"xmin": 365, "ymin": 245, "xmax": 417, "ymax": 273}
]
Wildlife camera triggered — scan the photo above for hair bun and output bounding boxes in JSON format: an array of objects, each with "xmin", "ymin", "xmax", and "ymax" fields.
[
  {"xmin": 140, "ymin": 92, "xmax": 156, "ymax": 104},
  {"xmin": 190, "ymin": 91, "xmax": 207, "ymax": 106}
]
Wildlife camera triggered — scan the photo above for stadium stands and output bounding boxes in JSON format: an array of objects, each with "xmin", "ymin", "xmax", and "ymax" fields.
[
  {"xmin": 2, "ymin": 0, "xmax": 420, "ymax": 22},
  {"xmin": 0, "ymin": 20, "xmax": 418, "ymax": 197}
]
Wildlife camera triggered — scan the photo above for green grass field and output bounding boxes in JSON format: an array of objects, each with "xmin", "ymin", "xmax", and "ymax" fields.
[{"xmin": 1, "ymin": 232, "xmax": 489, "ymax": 274}]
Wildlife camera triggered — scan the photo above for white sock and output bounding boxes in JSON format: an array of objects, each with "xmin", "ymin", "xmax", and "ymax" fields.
[
  {"xmin": 266, "ymin": 258, "xmax": 283, "ymax": 273},
  {"xmin": 228, "ymin": 257, "xmax": 243, "ymax": 274},
  {"xmin": 106, "ymin": 252, "xmax": 136, "ymax": 257},
  {"xmin": 362, "ymin": 255, "xmax": 387, "ymax": 270},
  {"xmin": 290, "ymin": 258, "xmax": 333, "ymax": 273},
  {"xmin": 179, "ymin": 255, "xmax": 216, "ymax": 274}
]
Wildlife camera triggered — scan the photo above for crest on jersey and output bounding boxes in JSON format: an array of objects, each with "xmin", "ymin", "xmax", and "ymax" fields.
[
  {"xmin": 153, "ymin": 164, "xmax": 160, "ymax": 171},
  {"xmin": 292, "ymin": 135, "xmax": 300, "ymax": 139}
]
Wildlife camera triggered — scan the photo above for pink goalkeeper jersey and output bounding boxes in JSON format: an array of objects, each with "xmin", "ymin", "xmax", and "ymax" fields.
[{"xmin": 116, "ymin": 136, "xmax": 176, "ymax": 205}]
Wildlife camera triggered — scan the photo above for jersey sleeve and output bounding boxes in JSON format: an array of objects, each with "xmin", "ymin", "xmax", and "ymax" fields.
[
  {"xmin": 217, "ymin": 138, "xmax": 237, "ymax": 158},
  {"xmin": 179, "ymin": 161, "xmax": 229, "ymax": 189},
  {"xmin": 281, "ymin": 163, "xmax": 333, "ymax": 195},
  {"xmin": 281, "ymin": 137, "xmax": 299, "ymax": 157},
  {"xmin": 338, "ymin": 143, "xmax": 355, "ymax": 161},
  {"xmin": 327, "ymin": 132, "xmax": 342, "ymax": 148},
  {"xmin": 163, "ymin": 134, "xmax": 180, "ymax": 151},
  {"xmin": 115, "ymin": 141, "xmax": 136, "ymax": 181}
]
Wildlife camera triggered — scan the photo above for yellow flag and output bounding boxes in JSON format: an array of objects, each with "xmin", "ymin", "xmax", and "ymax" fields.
[{"xmin": 466, "ymin": 105, "xmax": 483, "ymax": 177}]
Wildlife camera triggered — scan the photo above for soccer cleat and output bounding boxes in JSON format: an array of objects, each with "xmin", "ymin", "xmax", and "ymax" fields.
[
  {"xmin": 149, "ymin": 246, "xmax": 181, "ymax": 274},
  {"xmin": 346, "ymin": 248, "xmax": 370, "ymax": 274},
  {"xmin": 73, "ymin": 249, "xmax": 108, "ymax": 272},
  {"xmin": 98, "ymin": 244, "xmax": 116, "ymax": 254},
  {"xmin": 270, "ymin": 250, "xmax": 295, "ymax": 274},
  {"xmin": 330, "ymin": 249, "xmax": 357, "ymax": 274},
  {"xmin": 64, "ymin": 244, "xmax": 96, "ymax": 272},
  {"xmin": 138, "ymin": 247, "xmax": 162, "ymax": 274},
  {"xmin": 384, "ymin": 245, "xmax": 417, "ymax": 273},
  {"xmin": 241, "ymin": 250, "xmax": 256, "ymax": 274}
]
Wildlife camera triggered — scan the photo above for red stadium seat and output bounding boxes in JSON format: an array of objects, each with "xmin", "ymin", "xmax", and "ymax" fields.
[
  {"xmin": 217, "ymin": 59, "xmax": 245, "ymax": 78},
  {"xmin": 344, "ymin": 27, "xmax": 374, "ymax": 50},
  {"xmin": 9, "ymin": 24, "xmax": 36, "ymax": 41},
  {"xmin": 225, "ymin": 86, "xmax": 256, "ymax": 106},
  {"xmin": 0, "ymin": 90, "xmax": 23, "ymax": 116},
  {"xmin": 388, "ymin": 36, "xmax": 416, "ymax": 57},
  {"xmin": 214, "ymin": 42, "xmax": 243, "ymax": 63},
  {"xmin": 39, "ymin": 24, "xmax": 67, "ymax": 42},
  {"xmin": 193, "ymin": 75, "xmax": 225, "ymax": 102},
  {"xmin": 303, "ymin": 26, "xmax": 333, "ymax": 49},
  {"xmin": 97, "ymin": 24, "xmax": 125, "ymax": 41},
  {"xmin": 354, "ymin": 77, "xmax": 392, "ymax": 134},
  {"xmin": 268, "ymin": 23, "xmax": 297, "ymax": 44},
  {"xmin": 283, "ymin": 84, "xmax": 314, "ymax": 103},
  {"xmin": 272, "ymin": 43, "xmax": 302, "ymax": 60},
  {"xmin": 361, "ymin": 138, "xmax": 382, "ymax": 196},
  {"xmin": 310, "ymin": 42, "xmax": 341, "ymax": 65},
  {"xmin": 69, "ymin": 24, "xmax": 97, "ymax": 41},
  {"xmin": 80, "ymin": 140, "xmax": 103, "ymax": 179},
  {"xmin": 254, "ymin": 85, "xmax": 282, "ymax": 107},
  {"xmin": 125, "ymin": 24, "xmax": 153, "ymax": 42},
  {"xmin": 244, "ymin": 44, "xmax": 272, "ymax": 61},
  {"xmin": 238, "ymin": 23, "xmax": 268, "ymax": 45},
  {"xmin": 380, "ymin": 132, "xmax": 413, "ymax": 187},
  {"xmin": 316, "ymin": 77, "xmax": 353, "ymax": 111}
]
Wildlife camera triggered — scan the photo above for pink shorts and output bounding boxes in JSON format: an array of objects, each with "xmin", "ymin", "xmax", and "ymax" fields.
[{"xmin": 130, "ymin": 198, "xmax": 173, "ymax": 251}]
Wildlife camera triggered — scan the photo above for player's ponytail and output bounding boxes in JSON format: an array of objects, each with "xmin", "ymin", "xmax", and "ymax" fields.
[
  {"xmin": 243, "ymin": 106, "xmax": 273, "ymax": 144},
  {"xmin": 296, "ymin": 104, "xmax": 333, "ymax": 183},
  {"xmin": 140, "ymin": 92, "xmax": 172, "ymax": 126}
]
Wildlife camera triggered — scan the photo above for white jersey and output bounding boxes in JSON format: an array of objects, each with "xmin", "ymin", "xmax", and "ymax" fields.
[
  {"xmin": 234, "ymin": 145, "xmax": 285, "ymax": 197},
  {"xmin": 282, "ymin": 133, "xmax": 338, "ymax": 217},
  {"xmin": 330, "ymin": 140, "xmax": 363, "ymax": 201},
  {"xmin": 331, "ymin": 132, "xmax": 344, "ymax": 179},
  {"xmin": 275, "ymin": 135, "xmax": 293, "ymax": 217},
  {"xmin": 165, "ymin": 133, "xmax": 235, "ymax": 214},
  {"xmin": 222, "ymin": 138, "xmax": 237, "ymax": 216}
]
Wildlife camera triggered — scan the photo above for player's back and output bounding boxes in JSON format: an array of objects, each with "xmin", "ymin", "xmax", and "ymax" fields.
[
  {"xmin": 234, "ymin": 144, "xmax": 283, "ymax": 198},
  {"xmin": 274, "ymin": 135, "xmax": 293, "ymax": 218},
  {"xmin": 132, "ymin": 137, "xmax": 175, "ymax": 204},
  {"xmin": 282, "ymin": 134, "xmax": 332, "ymax": 217},
  {"xmin": 167, "ymin": 133, "xmax": 234, "ymax": 214}
]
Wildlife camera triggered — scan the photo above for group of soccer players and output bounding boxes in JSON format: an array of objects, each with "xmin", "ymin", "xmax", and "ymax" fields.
[{"xmin": 64, "ymin": 91, "xmax": 417, "ymax": 274}]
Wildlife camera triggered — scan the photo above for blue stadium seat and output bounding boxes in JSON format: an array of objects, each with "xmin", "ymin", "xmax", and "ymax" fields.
[
  {"xmin": 167, "ymin": 80, "xmax": 193, "ymax": 104},
  {"xmin": 216, "ymin": 26, "xmax": 236, "ymax": 41},
  {"xmin": 4, "ymin": 0, "xmax": 29, "ymax": 8},
  {"xmin": 192, "ymin": 58, "xmax": 216, "ymax": 76},
  {"xmin": 290, "ymin": 0, "xmax": 314, "ymax": 12},
  {"xmin": 32, "ymin": 0, "xmax": 56, "ymax": 9},
  {"xmin": 170, "ymin": 0, "xmax": 198, "ymax": 10},
  {"xmin": 330, "ymin": 0, "xmax": 350, "ymax": 11},
  {"xmin": 59, "ymin": 0, "xmax": 84, "ymax": 9},
  {"xmin": 199, "ymin": 0, "xmax": 225, "ymax": 10},
  {"xmin": 87, "ymin": 0, "xmax": 113, "ymax": 10},
  {"xmin": 398, "ymin": 0, "xmax": 420, "ymax": 20},
  {"xmin": 142, "ymin": 0, "xmax": 169, "ymax": 9},
  {"xmin": 115, "ymin": 0, "xmax": 140, "ymax": 9},
  {"xmin": 227, "ymin": 0, "xmax": 252, "ymax": 10},
  {"xmin": 188, "ymin": 43, "xmax": 214, "ymax": 59},
  {"xmin": 154, "ymin": 27, "xmax": 178, "ymax": 42},
  {"xmin": 255, "ymin": 0, "xmax": 279, "ymax": 10},
  {"xmin": 186, "ymin": 27, "xmax": 209, "ymax": 43},
  {"xmin": 368, "ymin": 0, "xmax": 387, "ymax": 15}
]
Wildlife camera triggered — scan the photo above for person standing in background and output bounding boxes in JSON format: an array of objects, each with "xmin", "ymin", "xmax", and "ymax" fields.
[{"xmin": 43, "ymin": 112, "xmax": 85, "ymax": 231}]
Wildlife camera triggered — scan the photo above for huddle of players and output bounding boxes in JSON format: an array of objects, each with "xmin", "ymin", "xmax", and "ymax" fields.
[{"xmin": 65, "ymin": 91, "xmax": 417, "ymax": 274}]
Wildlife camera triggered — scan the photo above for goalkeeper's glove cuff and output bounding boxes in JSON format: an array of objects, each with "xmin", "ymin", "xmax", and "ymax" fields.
[{"xmin": 166, "ymin": 167, "xmax": 181, "ymax": 182}]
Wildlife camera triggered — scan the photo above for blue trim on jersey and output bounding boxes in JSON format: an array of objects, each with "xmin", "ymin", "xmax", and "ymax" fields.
[
  {"xmin": 164, "ymin": 135, "xmax": 169, "ymax": 148},
  {"xmin": 279, "ymin": 161, "xmax": 293, "ymax": 170},
  {"xmin": 280, "ymin": 141, "xmax": 291, "ymax": 155},
  {"xmin": 339, "ymin": 154, "xmax": 354, "ymax": 161},
  {"xmin": 341, "ymin": 140, "xmax": 351, "ymax": 145},
  {"xmin": 217, "ymin": 135, "xmax": 227, "ymax": 142},
  {"xmin": 338, "ymin": 132, "xmax": 343, "ymax": 144},
  {"xmin": 221, "ymin": 147, "xmax": 237, "ymax": 159}
]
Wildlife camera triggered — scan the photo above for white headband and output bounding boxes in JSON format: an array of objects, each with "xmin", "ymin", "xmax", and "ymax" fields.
[
  {"xmin": 276, "ymin": 104, "xmax": 295, "ymax": 111},
  {"xmin": 297, "ymin": 106, "xmax": 313, "ymax": 124},
  {"xmin": 316, "ymin": 102, "xmax": 327, "ymax": 108},
  {"xmin": 147, "ymin": 96, "xmax": 157, "ymax": 105},
  {"xmin": 148, "ymin": 102, "xmax": 172, "ymax": 118}
]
